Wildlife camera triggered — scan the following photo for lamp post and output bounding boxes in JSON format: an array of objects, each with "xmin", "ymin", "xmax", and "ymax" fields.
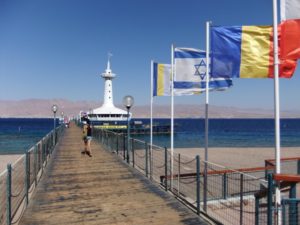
[
  {"xmin": 123, "ymin": 95, "xmax": 134, "ymax": 164},
  {"xmin": 52, "ymin": 104, "xmax": 58, "ymax": 145}
]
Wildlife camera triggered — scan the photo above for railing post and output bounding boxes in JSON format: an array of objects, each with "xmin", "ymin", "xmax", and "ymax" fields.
[
  {"xmin": 223, "ymin": 172, "xmax": 227, "ymax": 199},
  {"xmin": 164, "ymin": 147, "xmax": 168, "ymax": 191},
  {"xmin": 196, "ymin": 155, "xmax": 200, "ymax": 215},
  {"xmin": 41, "ymin": 140, "xmax": 44, "ymax": 163},
  {"xmin": 116, "ymin": 135, "xmax": 119, "ymax": 154},
  {"xmin": 240, "ymin": 173, "xmax": 244, "ymax": 225},
  {"xmin": 297, "ymin": 159, "xmax": 300, "ymax": 175},
  {"xmin": 145, "ymin": 142, "xmax": 148, "ymax": 177},
  {"xmin": 25, "ymin": 151, "xmax": 29, "ymax": 205},
  {"xmin": 126, "ymin": 136, "xmax": 130, "ymax": 164},
  {"xmin": 40, "ymin": 143, "xmax": 44, "ymax": 174},
  {"xmin": 203, "ymin": 161, "xmax": 207, "ymax": 212},
  {"xmin": 265, "ymin": 160, "xmax": 268, "ymax": 180},
  {"xmin": 282, "ymin": 200, "xmax": 286, "ymax": 225},
  {"xmin": 123, "ymin": 135, "xmax": 126, "ymax": 160},
  {"xmin": 149, "ymin": 144, "xmax": 153, "ymax": 180},
  {"xmin": 132, "ymin": 138, "xmax": 135, "ymax": 168},
  {"xmin": 106, "ymin": 132, "xmax": 108, "ymax": 148},
  {"xmin": 6, "ymin": 164, "xmax": 12, "ymax": 225},
  {"xmin": 34, "ymin": 145, "xmax": 38, "ymax": 186},
  {"xmin": 289, "ymin": 183, "xmax": 298, "ymax": 225},
  {"xmin": 267, "ymin": 174, "xmax": 273, "ymax": 225},
  {"xmin": 177, "ymin": 153, "xmax": 180, "ymax": 196},
  {"xmin": 255, "ymin": 196, "xmax": 259, "ymax": 225}
]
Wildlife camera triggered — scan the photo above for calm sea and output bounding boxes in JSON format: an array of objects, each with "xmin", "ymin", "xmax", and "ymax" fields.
[
  {"xmin": 0, "ymin": 118, "xmax": 299, "ymax": 154},
  {"xmin": 132, "ymin": 118, "xmax": 300, "ymax": 148},
  {"xmin": 0, "ymin": 118, "xmax": 58, "ymax": 154}
]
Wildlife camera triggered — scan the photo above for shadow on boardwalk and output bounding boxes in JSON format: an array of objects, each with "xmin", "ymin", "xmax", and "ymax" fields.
[{"xmin": 19, "ymin": 123, "xmax": 210, "ymax": 225}]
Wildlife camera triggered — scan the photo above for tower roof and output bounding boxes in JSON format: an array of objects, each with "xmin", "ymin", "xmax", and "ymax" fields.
[{"xmin": 101, "ymin": 54, "xmax": 116, "ymax": 78}]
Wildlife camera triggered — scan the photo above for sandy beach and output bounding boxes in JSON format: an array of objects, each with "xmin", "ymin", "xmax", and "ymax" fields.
[
  {"xmin": 175, "ymin": 147, "xmax": 300, "ymax": 169},
  {"xmin": 1, "ymin": 147, "xmax": 299, "ymax": 173},
  {"xmin": 0, "ymin": 154, "xmax": 23, "ymax": 173}
]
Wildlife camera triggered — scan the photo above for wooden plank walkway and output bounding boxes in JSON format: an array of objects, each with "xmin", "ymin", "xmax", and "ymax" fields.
[{"xmin": 19, "ymin": 123, "xmax": 210, "ymax": 225}]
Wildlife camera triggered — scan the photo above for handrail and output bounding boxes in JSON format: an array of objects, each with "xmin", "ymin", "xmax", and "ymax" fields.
[
  {"xmin": 0, "ymin": 124, "xmax": 65, "ymax": 225},
  {"xmin": 273, "ymin": 173, "xmax": 300, "ymax": 182}
]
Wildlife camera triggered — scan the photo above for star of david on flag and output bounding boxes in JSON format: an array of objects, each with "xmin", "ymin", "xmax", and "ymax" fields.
[
  {"xmin": 194, "ymin": 59, "xmax": 207, "ymax": 80},
  {"xmin": 174, "ymin": 47, "xmax": 233, "ymax": 95}
]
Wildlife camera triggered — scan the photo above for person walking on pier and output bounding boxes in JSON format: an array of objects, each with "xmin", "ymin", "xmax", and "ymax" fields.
[{"xmin": 82, "ymin": 120, "xmax": 92, "ymax": 157}]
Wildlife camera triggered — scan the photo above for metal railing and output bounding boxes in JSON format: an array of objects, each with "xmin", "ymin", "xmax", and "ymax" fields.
[
  {"xmin": 93, "ymin": 128, "xmax": 274, "ymax": 225},
  {"xmin": 282, "ymin": 199, "xmax": 300, "ymax": 225},
  {"xmin": 0, "ymin": 125, "xmax": 64, "ymax": 225}
]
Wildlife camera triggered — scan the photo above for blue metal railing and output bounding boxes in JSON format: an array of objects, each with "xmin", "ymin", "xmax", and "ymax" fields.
[
  {"xmin": 0, "ymin": 125, "xmax": 64, "ymax": 225},
  {"xmin": 92, "ymin": 128, "xmax": 270, "ymax": 225},
  {"xmin": 282, "ymin": 198, "xmax": 300, "ymax": 225}
]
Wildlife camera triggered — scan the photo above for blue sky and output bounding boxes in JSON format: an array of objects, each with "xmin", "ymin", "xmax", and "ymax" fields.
[{"xmin": 0, "ymin": 0, "xmax": 299, "ymax": 111}]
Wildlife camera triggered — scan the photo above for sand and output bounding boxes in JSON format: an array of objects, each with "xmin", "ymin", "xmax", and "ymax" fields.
[
  {"xmin": 1, "ymin": 147, "xmax": 299, "ymax": 173},
  {"xmin": 0, "ymin": 154, "xmax": 23, "ymax": 173},
  {"xmin": 175, "ymin": 147, "xmax": 300, "ymax": 169}
]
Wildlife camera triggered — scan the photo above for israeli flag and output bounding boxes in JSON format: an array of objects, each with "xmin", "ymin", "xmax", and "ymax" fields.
[{"xmin": 174, "ymin": 47, "xmax": 233, "ymax": 95}]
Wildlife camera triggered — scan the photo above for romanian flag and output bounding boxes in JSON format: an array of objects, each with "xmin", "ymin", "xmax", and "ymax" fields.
[
  {"xmin": 280, "ymin": 0, "xmax": 300, "ymax": 60},
  {"xmin": 211, "ymin": 25, "xmax": 297, "ymax": 78},
  {"xmin": 152, "ymin": 62, "xmax": 171, "ymax": 96}
]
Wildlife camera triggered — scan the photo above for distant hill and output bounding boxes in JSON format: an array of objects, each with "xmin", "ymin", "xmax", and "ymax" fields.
[{"xmin": 0, "ymin": 99, "xmax": 299, "ymax": 118}]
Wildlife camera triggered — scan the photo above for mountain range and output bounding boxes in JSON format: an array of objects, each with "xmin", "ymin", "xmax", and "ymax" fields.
[{"xmin": 0, "ymin": 99, "xmax": 299, "ymax": 118}]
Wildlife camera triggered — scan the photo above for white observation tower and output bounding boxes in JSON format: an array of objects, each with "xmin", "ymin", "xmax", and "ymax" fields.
[
  {"xmin": 102, "ymin": 55, "xmax": 115, "ymax": 107},
  {"xmin": 88, "ymin": 55, "xmax": 130, "ymax": 127}
]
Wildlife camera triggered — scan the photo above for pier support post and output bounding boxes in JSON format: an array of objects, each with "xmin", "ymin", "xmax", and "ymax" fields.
[{"xmin": 6, "ymin": 164, "xmax": 12, "ymax": 225}]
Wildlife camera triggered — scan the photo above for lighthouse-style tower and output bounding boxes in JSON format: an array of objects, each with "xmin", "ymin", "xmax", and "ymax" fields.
[
  {"xmin": 101, "ymin": 57, "xmax": 115, "ymax": 107},
  {"xmin": 88, "ymin": 55, "xmax": 129, "ymax": 126}
]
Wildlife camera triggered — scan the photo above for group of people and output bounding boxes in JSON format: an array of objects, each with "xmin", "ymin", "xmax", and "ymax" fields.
[{"xmin": 81, "ymin": 116, "xmax": 92, "ymax": 157}]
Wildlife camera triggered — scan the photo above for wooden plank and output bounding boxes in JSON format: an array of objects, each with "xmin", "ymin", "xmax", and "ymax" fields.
[{"xmin": 19, "ymin": 122, "xmax": 209, "ymax": 225}]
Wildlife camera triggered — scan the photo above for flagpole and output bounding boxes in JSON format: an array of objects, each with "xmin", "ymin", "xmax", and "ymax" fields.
[
  {"xmin": 272, "ymin": 0, "xmax": 281, "ymax": 224},
  {"xmin": 204, "ymin": 21, "xmax": 211, "ymax": 213},
  {"xmin": 170, "ymin": 44, "xmax": 175, "ymax": 191},
  {"xmin": 150, "ymin": 60, "xmax": 154, "ymax": 157}
]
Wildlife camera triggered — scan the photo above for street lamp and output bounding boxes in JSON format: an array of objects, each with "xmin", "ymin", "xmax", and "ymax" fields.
[
  {"xmin": 123, "ymin": 95, "xmax": 134, "ymax": 163},
  {"xmin": 52, "ymin": 104, "xmax": 58, "ymax": 145}
]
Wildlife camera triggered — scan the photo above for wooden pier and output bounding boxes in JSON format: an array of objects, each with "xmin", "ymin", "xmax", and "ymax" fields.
[{"xmin": 19, "ymin": 122, "xmax": 209, "ymax": 225}]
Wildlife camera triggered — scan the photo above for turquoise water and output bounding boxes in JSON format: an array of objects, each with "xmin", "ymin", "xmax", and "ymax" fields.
[{"xmin": 1, "ymin": 118, "xmax": 300, "ymax": 154}]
